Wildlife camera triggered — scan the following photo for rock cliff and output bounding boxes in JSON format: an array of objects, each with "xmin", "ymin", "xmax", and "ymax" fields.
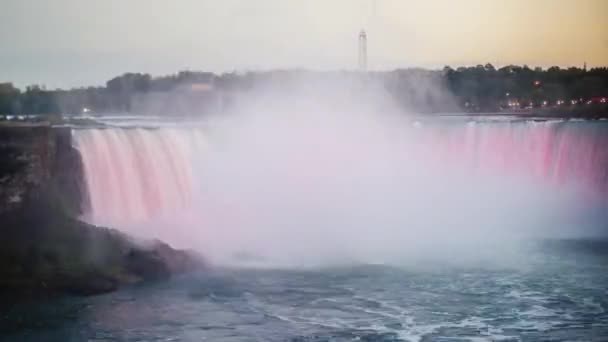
[{"xmin": 0, "ymin": 123, "xmax": 203, "ymax": 299}]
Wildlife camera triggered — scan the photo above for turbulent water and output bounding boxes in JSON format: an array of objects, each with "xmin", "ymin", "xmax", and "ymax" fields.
[
  {"xmin": 14, "ymin": 116, "xmax": 598, "ymax": 341},
  {"xmin": 2, "ymin": 241, "xmax": 607, "ymax": 341}
]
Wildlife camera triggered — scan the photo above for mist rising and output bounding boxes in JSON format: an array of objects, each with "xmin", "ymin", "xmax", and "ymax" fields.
[{"xmin": 74, "ymin": 79, "xmax": 608, "ymax": 269}]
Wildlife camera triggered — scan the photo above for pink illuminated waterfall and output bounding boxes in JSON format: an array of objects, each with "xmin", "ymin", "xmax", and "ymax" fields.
[
  {"xmin": 410, "ymin": 120, "xmax": 608, "ymax": 200},
  {"xmin": 73, "ymin": 128, "xmax": 206, "ymax": 227},
  {"xmin": 72, "ymin": 120, "xmax": 608, "ymax": 232}
]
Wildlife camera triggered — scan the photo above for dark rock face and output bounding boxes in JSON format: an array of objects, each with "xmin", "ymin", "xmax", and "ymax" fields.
[
  {"xmin": 52, "ymin": 127, "xmax": 90, "ymax": 215},
  {"xmin": 126, "ymin": 248, "xmax": 173, "ymax": 281},
  {"xmin": 0, "ymin": 197, "xmax": 205, "ymax": 297},
  {"xmin": 60, "ymin": 273, "xmax": 120, "ymax": 296},
  {"xmin": 0, "ymin": 125, "xmax": 54, "ymax": 214},
  {"xmin": 0, "ymin": 124, "xmax": 204, "ymax": 298},
  {"xmin": 135, "ymin": 240, "xmax": 203, "ymax": 275},
  {"xmin": 0, "ymin": 124, "xmax": 88, "ymax": 216}
]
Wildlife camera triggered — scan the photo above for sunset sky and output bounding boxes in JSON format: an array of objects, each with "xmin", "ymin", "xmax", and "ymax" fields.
[{"xmin": 1, "ymin": 0, "xmax": 606, "ymax": 88}]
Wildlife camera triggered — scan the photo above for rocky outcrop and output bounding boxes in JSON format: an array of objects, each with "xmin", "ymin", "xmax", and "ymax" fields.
[
  {"xmin": 0, "ymin": 123, "xmax": 87, "ymax": 216},
  {"xmin": 0, "ymin": 198, "xmax": 203, "ymax": 297},
  {"xmin": 0, "ymin": 123, "xmax": 204, "ymax": 299},
  {"xmin": 0, "ymin": 124, "xmax": 54, "ymax": 214},
  {"xmin": 52, "ymin": 126, "xmax": 90, "ymax": 215}
]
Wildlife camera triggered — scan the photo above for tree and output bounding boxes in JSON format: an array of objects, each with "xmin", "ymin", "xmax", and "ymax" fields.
[{"xmin": 0, "ymin": 83, "xmax": 20, "ymax": 114}]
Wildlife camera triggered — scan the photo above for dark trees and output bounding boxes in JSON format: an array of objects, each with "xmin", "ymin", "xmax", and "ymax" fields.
[{"xmin": 0, "ymin": 66, "xmax": 606, "ymax": 116}]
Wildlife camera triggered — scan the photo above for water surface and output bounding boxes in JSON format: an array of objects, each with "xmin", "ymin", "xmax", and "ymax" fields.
[{"xmin": 3, "ymin": 241, "xmax": 607, "ymax": 341}]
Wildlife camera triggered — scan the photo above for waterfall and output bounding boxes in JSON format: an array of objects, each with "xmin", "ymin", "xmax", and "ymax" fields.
[
  {"xmin": 72, "ymin": 119, "xmax": 608, "ymax": 255},
  {"xmin": 72, "ymin": 127, "xmax": 207, "ymax": 228},
  {"xmin": 411, "ymin": 120, "xmax": 608, "ymax": 199}
]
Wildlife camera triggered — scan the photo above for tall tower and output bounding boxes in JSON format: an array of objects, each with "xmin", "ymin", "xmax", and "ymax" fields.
[{"xmin": 358, "ymin": 30, "xmax": 367, "ymax": 72}]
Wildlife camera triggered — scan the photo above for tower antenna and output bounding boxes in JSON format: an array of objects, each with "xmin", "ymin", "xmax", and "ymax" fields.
[{"xmin": 358, "ymin": 30, "xmax": 367, "ymax": 72}]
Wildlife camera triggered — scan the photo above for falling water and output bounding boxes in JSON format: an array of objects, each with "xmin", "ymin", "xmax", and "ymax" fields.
[
  {"xmin": 72, "ymin": 119, "xmax": 608, "ymax": 264},
  {"xmin": 412, "ymin": 120, "xmax": 608, "ymax": 200},
  {"xmin": 73, "ymin": 127, "xmax": 207, "ymax": 227}
]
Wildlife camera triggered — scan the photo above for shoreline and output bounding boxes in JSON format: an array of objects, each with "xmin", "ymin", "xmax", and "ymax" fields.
[{"xmin": 1, "ymin": 110, "xmax": 608, "ymax": 126}]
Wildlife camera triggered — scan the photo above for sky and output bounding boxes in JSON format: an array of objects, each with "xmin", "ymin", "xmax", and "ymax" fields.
[{"xmin": 1, "ymin": 0, "xmax": 607, "ymax": 89}]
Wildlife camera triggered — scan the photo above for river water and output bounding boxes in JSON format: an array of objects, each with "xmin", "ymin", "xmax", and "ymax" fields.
[
  {"xmin": 5, "ymin": 115, "xmax": 604, "ymax": 341},
  {"xmin": 2, "ymin": 241, "xmax": 607, "ymax": 342}
]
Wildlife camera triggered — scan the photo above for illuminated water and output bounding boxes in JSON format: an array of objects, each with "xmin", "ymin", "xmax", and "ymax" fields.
[
  {"xmin": 5, "ymin": 116, "xmax": 602, "ymax": 341},
  {"xmin": 2, "ymin": 241, "xmax": 607, "ymax": 341},
  {"xmin": 72, "ymin": 118, "xmax": 608, "ymax": 259},
  {"xmin": 73, "ymin": 118, "xmax": 608, "ymax": 230}
]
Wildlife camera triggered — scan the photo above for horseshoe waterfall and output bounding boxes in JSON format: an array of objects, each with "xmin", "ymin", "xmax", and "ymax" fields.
[{"xmin": 72, "ymin": 119, "xmax": 608, "ymax": 256}]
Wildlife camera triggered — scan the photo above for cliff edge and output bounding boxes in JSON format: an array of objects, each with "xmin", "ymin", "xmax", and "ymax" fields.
[{"xmin": 0, "ymin": 123, "xmax": 204, "ymax": 299}]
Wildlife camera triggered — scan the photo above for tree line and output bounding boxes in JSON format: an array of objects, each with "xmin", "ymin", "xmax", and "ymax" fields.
[{"xmin": 1, "ymin": 65, "xmax": 606, "ymax": 116}]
